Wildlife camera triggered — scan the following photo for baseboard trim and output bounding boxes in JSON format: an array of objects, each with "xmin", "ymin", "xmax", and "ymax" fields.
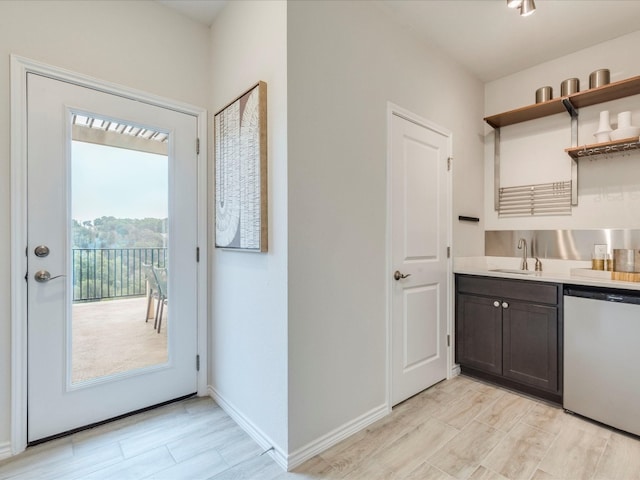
[
  {"xmin": 207, "ymin": 386, "xmax": 287, "ymax": 471},
  {"xmin": 208, "ymin": 386, "xmax": 390, "ymax": 472},
  {"xmin": 286, "ymin": 403, "xmax": 389, "ymax": 471},
  {"xmin": 450, "ymin": 364, "xmax": 461, "ymax": 377},
  {"xmin": 0, "ymin": 441, "xmax": 12, "ymax": 461}
]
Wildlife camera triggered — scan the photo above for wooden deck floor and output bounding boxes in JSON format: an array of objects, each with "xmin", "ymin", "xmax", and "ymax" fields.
[{"xmin": 72, "ymin": 296, "xmax": 167, "ymax": 383}]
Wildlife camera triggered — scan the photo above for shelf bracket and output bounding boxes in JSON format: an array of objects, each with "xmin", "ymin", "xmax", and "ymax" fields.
[
  {"xmin": 560, "ymin": 97, "xmax": 579, "ymax": 206},
  {"xmin": 562, "ymin": 98, "xmax": 578, "ymax": 119},
  {"xmin": 570, "ymin": 106, "xmax": 579, "ymax": 206},
  {"xmin": 494, "ymin": 127, "xmax": 500, "ymax": 211},
  {"xmin": 492, "ymin": 100, "xmax": 580, "ymax": 211}
]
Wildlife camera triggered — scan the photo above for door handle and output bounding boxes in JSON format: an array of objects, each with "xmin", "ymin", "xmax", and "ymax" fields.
[
  {"xmin": 393, "ymin": 271, "xmax": 412, "ymax": 281},
  {"xmin": 34, "ymin": 270, "xmax": 66, "ymax": 283}
]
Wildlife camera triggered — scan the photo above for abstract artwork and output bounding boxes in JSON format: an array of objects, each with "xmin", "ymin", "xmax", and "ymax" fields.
[{"xmin": 214, "ymin": 81, "xmax": 267, "ymax": 251}]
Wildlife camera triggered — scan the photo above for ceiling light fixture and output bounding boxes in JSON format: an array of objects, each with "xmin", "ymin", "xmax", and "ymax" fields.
[
  {"xmin": 519, "ymin": 0, "xmax": 536, "ymax": 16},
  {"xmin": 507, "ymin": 0, "xmax": 522, "ymax": 8}
]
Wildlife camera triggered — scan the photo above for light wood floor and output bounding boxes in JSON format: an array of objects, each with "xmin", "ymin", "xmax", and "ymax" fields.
[{"xmin": 1, "ymin": 375, "xmax": 639, "ymax": 479}]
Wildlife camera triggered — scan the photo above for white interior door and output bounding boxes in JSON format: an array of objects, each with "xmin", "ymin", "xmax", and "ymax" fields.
[
  {"xmin": 27, "ymin": 73, "xmax": 199, "ymax": 442},
  {"xmin": 390, "ymin": 112, "xmax": 450, "ymax": 406}
]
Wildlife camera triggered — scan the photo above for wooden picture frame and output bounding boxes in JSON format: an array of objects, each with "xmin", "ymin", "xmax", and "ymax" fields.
[{"xmin": 214, "ymin": 81, "xmax": 267, "ymax": 252}]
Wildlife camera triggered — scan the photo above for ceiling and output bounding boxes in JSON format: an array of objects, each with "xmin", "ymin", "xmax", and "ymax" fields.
[
  {"xmin": 156, "ymin": 0, "xmax": 227, "ymax": 25},
  {"xmin": 157, "ymin": 0, "xmax": 640, "ymax": 82}
]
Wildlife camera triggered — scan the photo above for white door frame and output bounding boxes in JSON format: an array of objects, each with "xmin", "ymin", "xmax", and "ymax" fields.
[
  {"xmin": 385, "ymin": 102, "xmax": 454, "ymax": 409},
  {"xmin": 10, "ymin": 55, "xmax": 208, "ymax": 455}
]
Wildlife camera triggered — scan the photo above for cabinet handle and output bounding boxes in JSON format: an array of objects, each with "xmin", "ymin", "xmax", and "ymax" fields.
[
  {"xmin": 502, "ymin": 301, "xmax": 509, "ymax": 309},
  {"xmin": 493, "ymin": 301, "xmax": 500, "ymax": 307}
]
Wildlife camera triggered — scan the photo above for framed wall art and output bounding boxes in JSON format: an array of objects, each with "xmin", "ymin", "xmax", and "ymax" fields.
[{"xmin": 214, "ymin": 81, "xmax": 268, "ymax": 252}]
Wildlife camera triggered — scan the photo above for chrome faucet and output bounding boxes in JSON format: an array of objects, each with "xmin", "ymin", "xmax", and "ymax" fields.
[{"xmin": 517, "ymin": 238, "xmax": 528, "ymax": 270}]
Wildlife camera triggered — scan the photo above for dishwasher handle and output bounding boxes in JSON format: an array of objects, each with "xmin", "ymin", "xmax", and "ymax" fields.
[{"xmin": 606, "ymin": 294, "xmax": 626, "ymax": 303}]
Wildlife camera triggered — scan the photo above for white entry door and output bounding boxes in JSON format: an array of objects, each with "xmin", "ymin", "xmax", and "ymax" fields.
[
  {"xmin": 27, "ymin": 73, "xmax": 199, "ymax": 442},
  {"xmin": 390, "ymin": 111, "xmax": 450, "ymax": 406}
]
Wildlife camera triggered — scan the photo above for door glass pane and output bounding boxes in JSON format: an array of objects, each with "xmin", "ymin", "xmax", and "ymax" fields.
[{"xmin": 70, "ymin": 113, "xmax": 169, "ymax": 384}]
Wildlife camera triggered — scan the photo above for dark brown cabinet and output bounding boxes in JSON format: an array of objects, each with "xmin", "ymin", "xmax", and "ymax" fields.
[
  {"xmin": 456, "ymin": 294, "xmax": 502, "ymax": 375},
  {"xmin": 455, "ymin": 274, "xmax": 563, "ymax": 403}
]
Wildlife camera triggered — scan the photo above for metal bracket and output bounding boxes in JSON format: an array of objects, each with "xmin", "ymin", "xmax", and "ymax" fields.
[
  {"xmin": 562, "ymin": 98, "xmax": 578, "ymax": 119},
  {"xmin": 570, "ymin": 114, "xmax": 579, "ymax": 206},
  {"xmin": 562, "ymin": 97, "xmax": 579, "ymax": 206},
  {"xmin": 494, "ymin": 128, "xmax": 500, "ymax": 211},
  {"xmin": 492, "ymin": 102, "xmax": 580, "ymax": 211}
]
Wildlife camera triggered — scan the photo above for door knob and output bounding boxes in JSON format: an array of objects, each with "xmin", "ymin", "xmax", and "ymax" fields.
[
  {"xmin": 502, "ymin": 301, "xmax": 509, "ymax": 309},
  {"xmin": 493, "ymin": 301, "xmax": 500, "ymax": 307},
  {"xmin": 34, "ymin": 270, "xmax": 66, "ymax": 283},
  {"xmin": 394, "ymin": 270, "xmax": 412, "ymax": 281}
]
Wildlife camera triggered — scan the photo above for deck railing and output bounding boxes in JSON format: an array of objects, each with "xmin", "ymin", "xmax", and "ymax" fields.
[{"xmin": 72, "ymin": 248, "xmax": 167, "ymax": 302}]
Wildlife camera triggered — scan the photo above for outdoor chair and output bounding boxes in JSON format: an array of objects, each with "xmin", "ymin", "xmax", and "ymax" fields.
[
  {"xmin": 142, "ymin": 263, "xmax": 158, "ymax": 323},
  {"xmin": 153, "ymin": 267, "xmax": 168, "ymax": 333},
  {"xmin": 143, "ymin": 263, "xmax": 166, "ymax": 332}
]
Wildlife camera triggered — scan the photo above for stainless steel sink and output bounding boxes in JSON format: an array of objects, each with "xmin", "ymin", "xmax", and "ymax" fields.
[{"xmin": 489, "ymin": 268, "xmax": 536, "ymax": 275}]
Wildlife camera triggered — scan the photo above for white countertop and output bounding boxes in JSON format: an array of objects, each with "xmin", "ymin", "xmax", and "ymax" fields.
[{"xmin": 454, "ymin": 256, "xmax": 640, "ymax": 292}]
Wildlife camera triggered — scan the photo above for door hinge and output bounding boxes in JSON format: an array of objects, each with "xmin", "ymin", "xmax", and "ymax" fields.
[
  {"xmin": 196, "ymin": 354, "xmax": 200, "ymax": 371},
  {"xmin": 196, "ymin": 138, "xmax": 200, "ymax": 155},
  {"xmin": 447, "ymin": 157, "xmax": 452, "ymax": 171},
  {"xmin": 196, "ymin": 247, "xmax": 200, "ymax": 262},
  {"xmin": 447, "ymin": 334, "xmax": 451, "ymax": 347},
  {"xmin": 447, "ymin": 246, "xmax": 451, "ymax": 258}
]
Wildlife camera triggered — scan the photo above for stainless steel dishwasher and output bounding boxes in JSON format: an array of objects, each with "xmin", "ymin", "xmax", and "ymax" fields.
[{"xmin": 564, "ymin": 285, "xmax": 640, "ymax": 436}]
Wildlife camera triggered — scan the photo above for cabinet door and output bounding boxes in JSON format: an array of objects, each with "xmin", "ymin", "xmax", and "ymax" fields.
[
  {"xmin": 503, "ymin": 301, "xmax": 558, "ymax": 392},
  {"xmin": 456, "ymin": 294, "xmax": 502, "ymax": 375}
]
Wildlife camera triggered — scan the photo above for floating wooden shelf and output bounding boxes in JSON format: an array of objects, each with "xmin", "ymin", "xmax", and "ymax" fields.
[
  {"xmin": 487, "ymin": 75, "xmax": 640, "ymax": 211},
  {"xmin": 565, "ymin": 137, "xmax": 640, "ymax": 159},
  {"xmin": 484, "ymin": 99, "xmax": 565, "ymax": 129},
  {"xmin": 484, "ymin": 75, "xmax": 640, "ymax": 129},
  {"xmin": 570, "ymin": 76, "xmax": 640, "ymax": 109}
]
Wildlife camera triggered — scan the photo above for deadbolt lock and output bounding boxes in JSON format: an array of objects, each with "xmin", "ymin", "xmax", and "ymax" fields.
[{"xmin": 34, "ymin": 245, "xmax": 50, "ymax": 258}]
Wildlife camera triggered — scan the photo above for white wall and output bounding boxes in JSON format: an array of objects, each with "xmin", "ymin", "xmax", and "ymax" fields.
[
  {"xmin": 209, "ymin": 0, "xmax": 289, "ymax": 456},
  {"xmin": 0, "ymin": 0, "xmax": 210, "ymax": 450},
  {"xmin": 485, "ymin": 30, "xmax": 640, "ymax": 231},
  {"xmin": 0, "ymin": 0, "xmax": 495, "ymax": 462},
  {"xmin": 287, "ymin": 0, "xmax": 484, "ymax": 452}
]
